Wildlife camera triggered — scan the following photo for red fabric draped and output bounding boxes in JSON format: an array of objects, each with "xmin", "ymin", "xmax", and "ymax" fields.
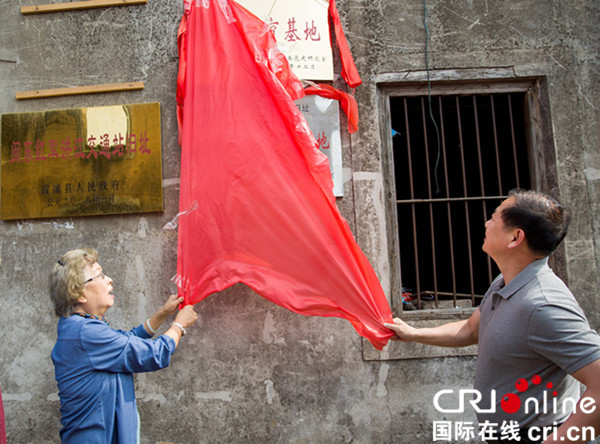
[
  {"xmin": 328, "ymin": 0, "xmax": 362, "ymax": 88},
  {"xmin": 0, "ymin": 385, "xmax": 6, "ymax": 444},
  {"xmin": 305, "ymin": 84, "xmax": 359, "ymax": 133},
  {"xmin": 176, "ymin": 0, "xmax": 392, "ymax": 349}
]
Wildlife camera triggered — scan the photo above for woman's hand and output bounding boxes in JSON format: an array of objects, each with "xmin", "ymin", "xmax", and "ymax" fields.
[
  {"xmin": 165, "ymin": 305, "xmax": 198, "ymax": 347},
  {"xmin": 174, "ymin": 305, "xmax": 198, "ymax": 329},
  {"xmin": 161, "ymin": 294, "xmax": 184, "ymax": 317},
  {"xmin": 145, "ymin": 294, "xmax": 185, "ymax": 335}
]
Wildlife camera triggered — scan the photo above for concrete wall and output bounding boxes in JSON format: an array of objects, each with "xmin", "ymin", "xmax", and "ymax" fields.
[{"xmin": 0, "ymin": 0, "xmax": 598, "ymax": 443}]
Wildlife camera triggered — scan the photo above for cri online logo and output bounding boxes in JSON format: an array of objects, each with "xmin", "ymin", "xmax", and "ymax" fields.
[
  {"xmin": 501, "ymin": 375, "xmax": 554, "ymax": 413},
  {"xmin": 434, "ymin": 374, "xmax": 596, "ymax": 415}
]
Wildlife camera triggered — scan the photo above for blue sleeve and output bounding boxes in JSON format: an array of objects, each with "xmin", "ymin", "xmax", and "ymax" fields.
[
  {"xmin": 119, "ymin": 323, "xmax": 152, "ymax": 339},
  {"xmin": 80, "ymin": 321, "xmax": 177, "ymax": 373}
]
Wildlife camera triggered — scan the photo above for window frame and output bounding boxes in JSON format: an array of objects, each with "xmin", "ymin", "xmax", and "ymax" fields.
[{"xmin": 363, "ymin": 69, "xmax": 565, "ymax": 360}]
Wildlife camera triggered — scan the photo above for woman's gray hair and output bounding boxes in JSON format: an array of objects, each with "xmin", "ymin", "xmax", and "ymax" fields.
[{"xmin": 50, "ymin": 248, "xmax": 98, "ymax": 317}]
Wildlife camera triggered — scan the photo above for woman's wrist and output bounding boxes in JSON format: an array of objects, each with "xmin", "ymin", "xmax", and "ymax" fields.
[
  {"xmin": 145, "ymin": 318, "xmax": 157, "ymax": 335},
  {"xmin": 172, "ymin": 322, "xmax": 186, "ymax": 336},
  {"xmin": 149, "ymin": 309, "xmax": 169, "ymax": 330}
]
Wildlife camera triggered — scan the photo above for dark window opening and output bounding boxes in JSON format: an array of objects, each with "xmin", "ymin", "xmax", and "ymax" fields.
[{"xmin": 390, "ymin": 93, "xmax": 531, "ymax": 310}]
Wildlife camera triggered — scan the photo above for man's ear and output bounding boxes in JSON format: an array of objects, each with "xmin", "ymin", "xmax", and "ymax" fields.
[{"xmin": 507, "ymin": 228, "xmax": 526, "ymax": 249}]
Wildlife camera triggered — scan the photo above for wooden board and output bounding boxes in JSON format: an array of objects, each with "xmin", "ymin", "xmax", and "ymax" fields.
[
  {"xmin": 21, "ymin": 0, "xmax": 147, "ymax": 15},
  {"xmin": 16, "ymin": 82, "xmax": 145, "ymax": 100}
]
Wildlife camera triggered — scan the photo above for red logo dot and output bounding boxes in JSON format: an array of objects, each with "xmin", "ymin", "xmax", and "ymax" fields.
[
  {"xmin": 516, "ymin": 378, "xmax": 529, "ymax": 392},
  {"xmin": 501, "ymin": 393, "xmax": 521, "ymax": 414}
]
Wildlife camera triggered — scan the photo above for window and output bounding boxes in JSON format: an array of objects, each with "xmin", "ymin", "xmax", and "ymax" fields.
[
  {"xmin": 364, "ymin": 72, "xmax": 562, "ymax": 360},
  {"xmin": 391, "ymin": 93, "xmax": 531, "ymax": 311}
]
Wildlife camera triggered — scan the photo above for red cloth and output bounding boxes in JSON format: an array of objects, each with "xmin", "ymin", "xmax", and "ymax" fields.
[
  {"xmin": 305, "ymin": 84, "xmax": 359, "ymax": 133},
  {"xmin": 0, "ymin": 385, "xmax": 6, "ymax": 444},
  {"xmin": 176, "ymin": 0, "xmax": 393, "ymax": 349},
  {"xmin": 328, "ymin": 0, "xmax": 362, "ymax": 88}
]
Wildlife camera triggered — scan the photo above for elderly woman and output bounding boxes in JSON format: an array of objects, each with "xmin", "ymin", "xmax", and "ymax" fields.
[{"xmin": 50, "ymin": 247, "xmax": 197, "ymax": 443}]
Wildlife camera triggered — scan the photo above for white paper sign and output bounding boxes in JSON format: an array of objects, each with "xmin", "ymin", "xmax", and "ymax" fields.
[
  {"xmin": 296, "ymin": 95, "xmax": 343, "ymax": 196},
  {"xmin": 236, "ymin": 0, "xmax": 333, "ymax": 81}
]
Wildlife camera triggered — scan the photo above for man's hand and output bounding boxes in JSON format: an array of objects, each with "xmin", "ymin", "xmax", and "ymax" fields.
[
  {"xmin": 383, "ymin": 309, "xmax": 480, "ymax": 347},
  {"xmin": 384, "ymin": 318, "xmax": 417, "ymax": 342}
]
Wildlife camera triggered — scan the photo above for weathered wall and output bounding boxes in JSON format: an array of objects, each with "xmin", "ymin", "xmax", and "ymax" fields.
[{"xmin": 0, "ymin": 0, "xmax": 598, "ymax": 443}]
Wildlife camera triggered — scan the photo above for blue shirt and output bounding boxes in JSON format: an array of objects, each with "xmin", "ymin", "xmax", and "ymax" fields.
[{"xmin": 51, "ymin": 315, "xmax": 176, "ymax": 443}]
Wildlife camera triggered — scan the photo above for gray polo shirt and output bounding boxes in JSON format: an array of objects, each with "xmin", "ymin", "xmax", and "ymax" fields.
[{"xmin": 474, "ymin": 257, "xmax": 600, "ymax": 428}]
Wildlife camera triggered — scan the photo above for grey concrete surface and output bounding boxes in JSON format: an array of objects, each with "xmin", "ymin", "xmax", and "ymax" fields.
[{"xmin": 0, "ymin": 0, "xmax": 598, "ymax": 443}]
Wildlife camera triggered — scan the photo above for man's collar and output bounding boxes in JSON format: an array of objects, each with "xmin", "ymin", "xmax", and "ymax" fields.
[{"xmin": 496, "ymin": 257, "xmax": 549, "ymax": 299}]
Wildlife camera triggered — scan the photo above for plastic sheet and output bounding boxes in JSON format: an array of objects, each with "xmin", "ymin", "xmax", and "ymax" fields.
[
  {"xmin": 163, "ymin": 200, "xmax": 198, "ymax": 230},
  {"xmin": 176, "ymin": 0, "xmax": 393, "ymax": 349}
]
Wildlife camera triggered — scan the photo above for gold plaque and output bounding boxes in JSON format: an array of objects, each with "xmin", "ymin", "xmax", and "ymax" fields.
[{"xmin": 1, "ymin": 103, "xmax": 163, "ymax": 220}]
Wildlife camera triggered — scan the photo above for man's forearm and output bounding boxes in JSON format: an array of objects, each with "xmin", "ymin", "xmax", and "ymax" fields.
[
  {"xmin": 410, "ymin": 320, "xmax": 478, "ymax": 347},
  {"xmin": 385, "ymin": 309, "xmax": 479, "ymax": 347}
]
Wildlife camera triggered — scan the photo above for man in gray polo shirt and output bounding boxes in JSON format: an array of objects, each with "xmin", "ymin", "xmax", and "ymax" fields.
[{"xmin": 385, "ymin": 190, "xmax": 600, "ymax": 443}]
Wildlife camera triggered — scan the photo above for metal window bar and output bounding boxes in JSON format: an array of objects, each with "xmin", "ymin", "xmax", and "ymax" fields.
[
  {"xmin": 456, "ymin": 96, "xmax": 476, "ymax": 305},
  {"xmin": 438, "ymin": 97, "xmax": 458, "ymax": 305},
  {"xmin": 402, "ymin": 98, "xmax": 422, "ymax": 303},
  {"xmin": 395, "ymin": 93, "xmax": 528, "ymax": 310},
  {"xmin": 420, "ymin": 97, "xmax": 439, "ymax": 304},
  {"xmin": 491, "ymin": 96, "xmax": 504, "ymax": 194},
  {"xmin": 508, "ymin": 95, "xmax": 521, "ymax": 189},
  {"xmin": 472, "ymin": 96, "xmax": 495, "ymax": 284}
]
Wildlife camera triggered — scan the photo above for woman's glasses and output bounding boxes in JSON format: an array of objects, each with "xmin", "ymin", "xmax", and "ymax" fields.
[{"xmin": 83, "ymin": 273, "xmax": 107, "ymax": 285}]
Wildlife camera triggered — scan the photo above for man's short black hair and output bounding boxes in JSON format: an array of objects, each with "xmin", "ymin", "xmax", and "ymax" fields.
[{"xmin": 501, "ymin": 189, "xmax": 571, "ymax": 256}]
